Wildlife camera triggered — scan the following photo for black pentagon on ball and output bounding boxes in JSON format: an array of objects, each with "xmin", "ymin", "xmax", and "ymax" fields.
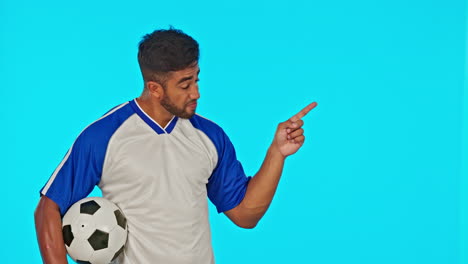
[
  {"xmin": 76, "ymin": 261, "xmax": 91, "ymax": 264},
  {"xmin": 88, "ymin": 229, "xmax": 109, "ymax": 250},
  {"xmin": 62, "ymin": 225, "xmax": 74, "ymax": 247},
  {"xmin": 80, "ymin": 200, "xmax": 101, "ymax": 215},
  {"xmin": 112, "ymin": 245, "xmax": 125, "ymax": 261},
  {"xmin": 114, "ymin": 210, "xmax": 127, "ymax": 229}
]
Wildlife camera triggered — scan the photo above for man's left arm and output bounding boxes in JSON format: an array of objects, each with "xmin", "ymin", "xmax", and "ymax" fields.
[{"xmin": 225, "ymin": 102, "xmax": 317, "ymax": 228}]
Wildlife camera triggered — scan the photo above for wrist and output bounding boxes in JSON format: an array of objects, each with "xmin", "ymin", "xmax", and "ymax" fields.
[{"xmin": 268, "ymin": 144, "xmax": 287, "ymax": 160}]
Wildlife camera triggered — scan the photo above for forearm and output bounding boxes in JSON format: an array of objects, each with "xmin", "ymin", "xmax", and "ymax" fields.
[
  {"xmin": 34, "ymin": 196, "xmax": 68, "ymax": 264},
  {"xmin": 235, "ymin": 145, "xmax": 286, "ymax": 226},
  {"xmin": 226, "ymin": 102, "xmax": 316, "ymax": 228}
]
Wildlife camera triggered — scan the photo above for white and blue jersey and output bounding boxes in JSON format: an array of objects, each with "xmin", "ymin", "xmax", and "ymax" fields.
[{"xmin": 40, "ymin": 99, "xmax": 251, "ymax": 264}]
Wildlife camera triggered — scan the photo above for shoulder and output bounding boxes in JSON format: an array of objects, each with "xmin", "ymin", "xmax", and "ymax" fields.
[
  {"xmin": 189, "ymin": 114, "xmax": 227, "ymax": 138},
  {"xmin": 75, "ymin": 101, "xmax": 135, "ymax": 148},
  {"xmin": 188, "ymin": 114, "xmax": 236, "ymax": 154}
]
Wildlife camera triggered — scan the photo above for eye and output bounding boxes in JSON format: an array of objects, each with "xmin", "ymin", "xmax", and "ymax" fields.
[{"xmin": 181, "ymin": 85, "xmax": 190, "ymax": 89}]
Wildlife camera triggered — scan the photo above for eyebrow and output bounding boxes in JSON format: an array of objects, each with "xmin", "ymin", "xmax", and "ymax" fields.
[{"xmin": 177, "ymin": 69, "xmax": 200, "ymax": 85}]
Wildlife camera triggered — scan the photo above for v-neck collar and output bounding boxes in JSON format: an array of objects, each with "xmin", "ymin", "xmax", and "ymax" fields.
[{"xmin": 129, "ymin": 99, "xmax": 178, "ymax": 135}]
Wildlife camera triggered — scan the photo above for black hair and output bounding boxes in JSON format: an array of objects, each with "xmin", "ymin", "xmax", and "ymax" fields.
[{"xmin": 137, "ymin": 27, "xmax": 199, "ymax": 86}]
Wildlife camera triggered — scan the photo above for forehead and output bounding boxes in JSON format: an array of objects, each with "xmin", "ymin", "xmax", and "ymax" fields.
[{"xmin": 170, "ymin": 63, "xmax": 200, "ymax": 80}]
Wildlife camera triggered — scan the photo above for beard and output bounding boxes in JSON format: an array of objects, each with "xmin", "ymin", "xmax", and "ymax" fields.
[{"xmin": 160, "ymin": 94, "xmax": 196, "ymax": 119}]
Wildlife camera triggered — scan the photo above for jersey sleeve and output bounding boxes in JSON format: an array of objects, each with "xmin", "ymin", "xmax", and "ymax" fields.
[
  {"xmin": 40, "ymin": 127, "xmax": 104, "ymax": 216},
  {"xmin": 206, "ymin": 129, "xmax": 251, "ymax": 213}
]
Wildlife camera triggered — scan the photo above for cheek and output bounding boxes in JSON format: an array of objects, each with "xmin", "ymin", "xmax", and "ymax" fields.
[
  {"xmin": 168, "ymin": 92, "xmax": 185, "ymax": 104},
  {"xmin": 169, "ymin": 90, "xmax": 191, "ymax": 105},
  {"xmin": 177, "ymin": 94, "xmax": 191, "ymax": 107},
  {"xmin": 184, "ymin": 93, "xmax": 193, "ymax": 102}
]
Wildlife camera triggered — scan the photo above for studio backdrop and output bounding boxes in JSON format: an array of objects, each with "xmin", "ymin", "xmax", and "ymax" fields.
[{"xmin": 1, "ymin": 0, "xmax": 467, "ymax": 263}]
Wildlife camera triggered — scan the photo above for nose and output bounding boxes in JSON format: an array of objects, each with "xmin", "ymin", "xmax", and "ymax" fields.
[{"xmin": 191, "ymin": 85, "xmax": 200, "ymax": 100}]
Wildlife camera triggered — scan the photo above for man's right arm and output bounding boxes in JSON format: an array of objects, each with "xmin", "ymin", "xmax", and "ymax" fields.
[{"xmin": 34, "ymin": 196, "xmax": 68, "ymax": 264}]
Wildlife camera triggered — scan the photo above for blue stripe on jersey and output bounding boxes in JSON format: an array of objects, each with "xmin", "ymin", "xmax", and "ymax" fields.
[
  {"xmin": 165, "ymin": 116, "xmax": 178, "ymax": 133},
  {"xmin": 40, "ymin": 102, "xmax": 135, "ymax": 215},
  {"xmin": 129, "ymin": 100, "xmax": 166, "ymax": 134},
  {"xmin": 189, "ymin": 115, "xmax": 251, "ymax": 213}
]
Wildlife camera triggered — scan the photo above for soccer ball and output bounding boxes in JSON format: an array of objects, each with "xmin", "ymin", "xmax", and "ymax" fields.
[{"xmin": 62, "ymin": 197, "xmax": 128, "ymax": 264}]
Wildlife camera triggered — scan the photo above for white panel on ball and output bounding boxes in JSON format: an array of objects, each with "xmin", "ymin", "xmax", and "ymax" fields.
[
  {"xmin": 71, "ymin": 214, "xmax": 97, "ymax": 240},
  {"xmin": 62, "ymin": 197, "xmax": 128, "ymax": 264},
  {"xmin": 67, "ymin": 239, "xmax": 94, "ymax": 261}
]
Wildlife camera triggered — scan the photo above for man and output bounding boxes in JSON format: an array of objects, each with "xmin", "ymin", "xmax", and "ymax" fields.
[{"xmin": 34, "ymin": 28, "xmax": 317, "ymax": 264}]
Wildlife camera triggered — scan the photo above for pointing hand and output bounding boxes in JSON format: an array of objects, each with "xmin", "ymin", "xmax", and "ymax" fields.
[{"xmin": 272, "ymin": 102, "xmax": 317, "ymax": 157}]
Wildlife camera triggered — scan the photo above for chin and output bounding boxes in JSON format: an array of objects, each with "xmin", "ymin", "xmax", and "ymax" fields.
[{"xmin": 178, "ymin": 111, "xmax": 196, "ymax": 119}]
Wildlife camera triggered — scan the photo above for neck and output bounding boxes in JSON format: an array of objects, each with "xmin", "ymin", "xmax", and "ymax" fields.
[{"xmin": 136, "ymin": 95, "xmax": 174, "ymax": 128}]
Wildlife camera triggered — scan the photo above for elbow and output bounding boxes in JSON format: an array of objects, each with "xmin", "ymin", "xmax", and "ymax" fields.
[
  {"xmin": 234, "ymin": 219, "xmax": 259, "ymax": 229},
  {"xmin": 225, "ymin": 203, "xmax": 264, "ymax": 229},
  {"xmin": 239, "ymin": 223, "xmax": 257, "ymax": 229}
]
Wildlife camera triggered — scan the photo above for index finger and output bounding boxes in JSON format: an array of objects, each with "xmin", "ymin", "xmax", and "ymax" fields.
[{"xmin": 289, "ymin": 102, "xmax": 318, "ymax": 122}]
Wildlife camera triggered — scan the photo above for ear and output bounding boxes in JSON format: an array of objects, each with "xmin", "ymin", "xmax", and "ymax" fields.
[{"xmin": 146, "ymin": 81, "xmax": 165, "ymax": 100}]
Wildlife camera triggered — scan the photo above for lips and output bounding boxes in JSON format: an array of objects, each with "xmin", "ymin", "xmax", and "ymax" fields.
[{"xmin": 187, "ymin": 101, "xmax": 197, "ymax": 108}]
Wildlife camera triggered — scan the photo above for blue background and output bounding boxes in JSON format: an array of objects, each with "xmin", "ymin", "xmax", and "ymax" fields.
[{"xmin": 1, "ymin": 0, "xmax": 467, "ymax": 263}]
